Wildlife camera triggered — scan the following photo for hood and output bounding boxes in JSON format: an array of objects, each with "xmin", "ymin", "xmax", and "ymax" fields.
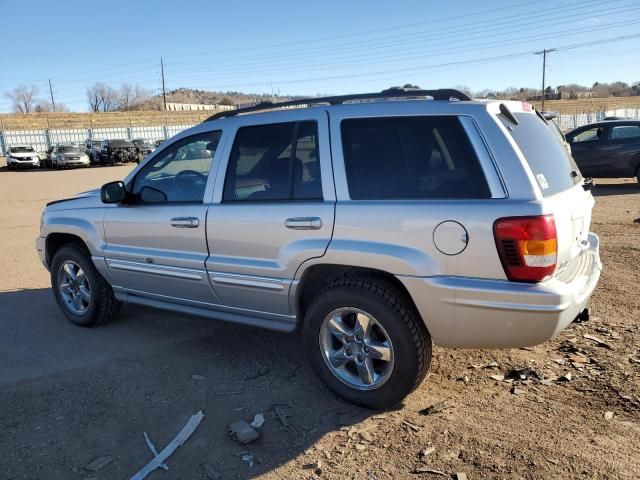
[
  {"xmin": 10, "ymin": 151, "xmax": 37, "ymax": 158},
  {"xmin": 46, "ymin": 188, "xmax": 101, "ymax": 210}
]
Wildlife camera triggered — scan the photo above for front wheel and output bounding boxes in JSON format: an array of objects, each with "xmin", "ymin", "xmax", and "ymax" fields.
[
  {"xmin": 51, "ymin": 243, "xmax": 120, "ymax": 327},
  {"xmin": 303, "ymin": 277, "xmax": 431, "ymax": 409}
]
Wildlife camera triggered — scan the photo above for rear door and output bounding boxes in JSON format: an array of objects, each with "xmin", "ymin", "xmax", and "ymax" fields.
[
  {"xmin": 206, "ymin": 110, "xmax": 334, "ymax": 320},
  {"xmin": 604, "ymin": 123, "xmax": 640, "ymax": 177}
]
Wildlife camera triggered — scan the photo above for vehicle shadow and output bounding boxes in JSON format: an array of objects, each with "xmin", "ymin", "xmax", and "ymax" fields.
[
  {"xmin": 0, "ymin": 288, "xmax": 376, "ymax": 479},
  {"xmin": 593, "ymin": 181, "xmax": 640, "ymax": 197}
]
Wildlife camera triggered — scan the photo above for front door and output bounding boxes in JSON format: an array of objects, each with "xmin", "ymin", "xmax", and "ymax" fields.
[
  {"xmin": 103, "ymin": 130, "xmax": 223, "ymax": 304},
  {"xmin": 569, "ymin": 126, "xmax": 606, "ymax": 177},
  {"xmin": 206, "ymin": 111, "xmax": 335, "ymax": 323}
]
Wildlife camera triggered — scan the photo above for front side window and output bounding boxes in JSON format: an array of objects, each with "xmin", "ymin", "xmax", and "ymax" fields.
[
  {"xmin": 341, "ymin": 116, "xmax": 490, "ymax": 200},
  {"xmin": 132, "ymin": 131, "xmax": 221, "ymax": 203},
  {"xmin": 572, "ymin": 127, "xmax": 602, "ymax": 143},
  {"xmin": 610, "ymin": 125, "xmax": 640, "ymax": 140},
  {"xmin": 223, "ymin": 121, "xmax": 322, "ymax": 202}
]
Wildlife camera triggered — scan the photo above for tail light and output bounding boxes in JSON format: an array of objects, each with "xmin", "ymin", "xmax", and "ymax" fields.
[{"xmin": 494, "ymin": 215, "xmax": 557, "ymax": 282}]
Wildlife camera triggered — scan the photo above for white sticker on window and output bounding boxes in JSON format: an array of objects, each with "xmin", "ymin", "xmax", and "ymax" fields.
[{"xmin": 536, "ymin": 173, "xmax": 549, "ymax": 190}]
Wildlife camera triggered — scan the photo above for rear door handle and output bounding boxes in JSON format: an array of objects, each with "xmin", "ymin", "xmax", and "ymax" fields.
[
  {"xmin": 170, "ymin": 217, "xmax": 199, "ymax": 228},
  {"xmin": 285, "ymin": 217, "xmax": 322, "ymax": 230}
]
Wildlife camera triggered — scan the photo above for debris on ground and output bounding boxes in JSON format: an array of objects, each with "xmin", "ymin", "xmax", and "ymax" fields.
[
  {"xmin": 418, "ymin": 446, "xmax": 435, "ymax": 459},
  {"xmin": 84, "ymin": 456, "xmax": 114, "ymax": 472},
  {"xmin": 130, "ymin": 411, "xmax": 204, "ymax": 480},
  {"xmin": 455, "ymin": 473, "xmax": 469, "ymax": 480},
  {"xmin": 191, "ymin": 374, "xmax": 206, "ymax": 381},
  {"xmin": 412, "ymin": 466, "xmax": 448, "ymax": 475},
  {"xmin": 604, "ymin": 411, "xmax": 614, "ymax": 421},
  {"xmin": 419, "ymin": 400, "xmax": 450, "ymax": 416},
  {"xmin": 583, "ymin": 334, "xmax": 613, "ymax": 350},
  {"xmin": 250, "ymin": 413, "xmax": 265, "ymax": 429},
  {"xmin": 511, "ymin": 386, "xmax": 526, "ymax": 395},
  {"xmin": 504, "ymin": 366, "xmax": 538, "ymax": 382},
  {"xmin": 202, "ymin": 462, "xmax": 221, "ymax": 479},
  {"xmin": 143, "ymin": 432, "xmax": 169, "ymax": 471},
  {"xmin": 228, "ymin": 420, "xmax": 260, "ymax": 444},
  {"xmin": 303, "ymin": 460, "xmax": 323, "ymax": 475},
  {"xmin": 557, "ymin": 373, "xmax": 573, "ymax": 383},
  {"xmin": 241, "ymin": 453, "xmax": 255, "ymax": 468},
  {"xmin": 489, "ymin": 374, "xmax": 505, "ymax": 382},
  {"xmin": 402, "ymin": 420, "xmax": 422, "ymax": 432},
  {"xmin": 274, "ymin": 406, "xmax": 291, "ymax": 428},
  {"xmin": 245, "ymin": 366, "xmax": 269, "ymax": 380}
]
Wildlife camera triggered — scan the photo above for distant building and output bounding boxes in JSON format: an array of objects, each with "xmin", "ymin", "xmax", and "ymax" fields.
[{"xmin": 165, "ymin": 103, "xmax": 236, "ymax": 112}]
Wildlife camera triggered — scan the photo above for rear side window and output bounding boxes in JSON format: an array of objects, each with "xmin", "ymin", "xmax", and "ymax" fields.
[
  {"xmin": 610, "ymin": 125, "xmax": 640, "ymax": 140},
  {"xmin": 341, "ymin": 116, "xmax": 490, "ymax": 200},
  {"xmin": 223, "ymin": 121, "xmax": 322, "ymax": 202},
  {"xmin": 505, "ymin": 112, "xmax": 581, "ymax": 196}
]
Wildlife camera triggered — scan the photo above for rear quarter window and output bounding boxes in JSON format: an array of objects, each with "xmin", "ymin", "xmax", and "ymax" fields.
[
  {"xmin": 504, "ymin": 112, "xmax": 581, "ymax": 196},
  {"xmin": 341, "ymin": 116, "xmax": 490, "ymax": 200}
]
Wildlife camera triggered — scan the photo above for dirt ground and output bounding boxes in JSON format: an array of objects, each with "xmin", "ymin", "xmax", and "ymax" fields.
[{"xmin": 0, "ymin": 161, "xmax": 638, "ymax": 480}]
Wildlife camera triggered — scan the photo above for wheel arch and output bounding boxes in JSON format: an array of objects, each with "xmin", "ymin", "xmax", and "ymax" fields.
[
  {"xmin": 293, "ymin": 263, "xmax": 422, "ymax": 328},
  {"xmin": 45, "ymin": 233, "xmax": 90, "ymax": 268}
]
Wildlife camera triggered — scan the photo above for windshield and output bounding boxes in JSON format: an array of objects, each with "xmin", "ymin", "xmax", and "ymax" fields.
[
  {"xmin": 11, "ymin": 146, "xmax": 34, "ymax": 153},
  {"xmin": 502, "ymin": 111, "xmax": 581, "ymax": 197},
  {"xmin": 60, "ymin": 146, "xmax": 81, "ymax": 154}
]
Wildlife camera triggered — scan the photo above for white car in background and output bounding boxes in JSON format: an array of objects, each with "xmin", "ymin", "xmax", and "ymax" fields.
[
  {"xmin": 5, "ymin": 145, "xmax": 41, "ymax": 169},
  {"xmin": 50, "ymin": 144, "xmax": 91, "ymax": 169}
]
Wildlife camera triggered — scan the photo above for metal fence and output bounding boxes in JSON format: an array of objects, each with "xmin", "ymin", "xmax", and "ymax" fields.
[
  {"xmin": 555, "ymin": 108, "xmax": 640, "ymax": 131},
  {"xmin": 0, "ymin": 124, "xmax": 195, "ymax": 156}
]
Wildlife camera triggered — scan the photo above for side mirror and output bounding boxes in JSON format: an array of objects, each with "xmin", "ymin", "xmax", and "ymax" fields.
[{"xmin": 101, "ymin": 181, "xmax": 126, "ymax": 203}]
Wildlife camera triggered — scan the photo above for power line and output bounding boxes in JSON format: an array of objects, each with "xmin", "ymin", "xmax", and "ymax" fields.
[{"xmin": 535, "ymin": 49, "xmax": 556, "ymax": 111}]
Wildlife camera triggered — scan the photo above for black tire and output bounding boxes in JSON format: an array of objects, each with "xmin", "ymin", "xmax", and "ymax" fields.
[
  {"xmin": 303, "ymin": 276, "xmax": 431, "ymax": 409},
  {"xmin": 50, "ymin": 243, "xmax": 120, "ymax": 327}
]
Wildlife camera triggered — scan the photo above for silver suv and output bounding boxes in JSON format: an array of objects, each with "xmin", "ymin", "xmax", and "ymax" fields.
[{"xmin": 36, "ymin": 89, "xmax": 602, "ymax": 409}]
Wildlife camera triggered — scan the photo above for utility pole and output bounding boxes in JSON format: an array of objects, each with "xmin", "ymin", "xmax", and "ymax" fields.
[
  {"xmin": 535, "ymin": 49, "xmax": 555, "ymax": 111},
  {"xmin": 161, "ymin": 57, "xmax": 167, "ymax": 111},
  {"xmin": 48, "ymin": 78, "xmax": 56, "ymax": 112}
]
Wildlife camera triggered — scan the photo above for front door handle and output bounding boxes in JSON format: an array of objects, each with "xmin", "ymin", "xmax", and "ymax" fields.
[
  {"xmin": 171, "ymin": 217, "xmax": 199, "ymax": 228},
  {"xmin": 285, "ymin": 217, "xmax": 322, "ymax": 230}
]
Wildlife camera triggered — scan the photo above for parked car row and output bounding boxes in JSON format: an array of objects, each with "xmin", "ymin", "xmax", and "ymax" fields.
[{"xmin": 4, "ymin": 138, "xmax": 163, "ymax": 170}]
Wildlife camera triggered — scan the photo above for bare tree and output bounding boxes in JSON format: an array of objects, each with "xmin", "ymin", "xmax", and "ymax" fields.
[
  {"xmin": 87, "ymin": 82, "xmax": 121, "ymax": 112},
  {"xmin": 34, "ymin": 99, "xmax": 68, "ymax": 112},
  {"xmin": 87, "ymin": 84, "xmax": 103, "ymax": 112},
  {"xmin": 119, "ymin": 83, "xmax": 151, "ymax": 110},
  {"xmin": 5, "ymin": 84, "xmax": 39, "ymax": 113}
]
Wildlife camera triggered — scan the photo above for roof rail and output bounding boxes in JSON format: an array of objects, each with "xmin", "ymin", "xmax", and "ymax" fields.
[{"xmin": 203, "ymin": 88, "xmax": 471, "ymax": 122}]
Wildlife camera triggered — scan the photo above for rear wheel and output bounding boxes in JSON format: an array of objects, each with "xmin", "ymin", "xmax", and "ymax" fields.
[
  {"xmin": 51, "ymin": 243, "xmax": 120, "ymax": 327},
  {"xmin": 303, "ymin": 276, "xmax": 431, "ymax": 409}
]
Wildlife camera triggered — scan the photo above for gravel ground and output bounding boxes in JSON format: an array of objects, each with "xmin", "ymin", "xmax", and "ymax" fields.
[{"xmin": 0, "ymin": 163, "xmax": 638, "ymax": 479}]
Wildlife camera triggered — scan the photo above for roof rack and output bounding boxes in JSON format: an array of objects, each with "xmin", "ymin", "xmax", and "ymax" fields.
[{"xmin": 204, "ymin": 88, "xmax": 471, "ymax": 122}]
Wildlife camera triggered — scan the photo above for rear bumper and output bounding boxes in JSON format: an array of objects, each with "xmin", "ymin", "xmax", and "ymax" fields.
[{"xmin": 399, "ymin": 233, "xmax": 602, "ymax": 348}]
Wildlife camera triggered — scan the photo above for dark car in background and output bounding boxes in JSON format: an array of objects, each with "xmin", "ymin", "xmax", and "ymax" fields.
[
  {"xmin": 98, "ymin": 139, "xmax": 138, "ymax": 165},
  {"xmin": 566, "ymin": 120, "xmax": 640, "ymax": 183},
  {"xmin": 84, "ymin": 139, "xmax": 102, "ymax": 164},
  {"xmin": 131, "ymin": 138, "xmax": 155, "ymax": 163}
]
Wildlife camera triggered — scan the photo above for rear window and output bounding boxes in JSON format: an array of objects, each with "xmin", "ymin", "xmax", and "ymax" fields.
[
  {"xmin": 341, "ymin": 116, "xmax": 490, "ymax": 200},
  {"xmin": 504, "ymin": 112, "xmax": 581, "ymax": 196}
]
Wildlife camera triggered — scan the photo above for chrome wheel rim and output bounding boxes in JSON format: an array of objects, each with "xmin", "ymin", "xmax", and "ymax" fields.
[
  {"xmin": 57, "ymin": 261, "xmax": 91, "ymax": 315},
  {"xmin": 319, "ymin": 307, "xmax": 394, "ymax": 391}
]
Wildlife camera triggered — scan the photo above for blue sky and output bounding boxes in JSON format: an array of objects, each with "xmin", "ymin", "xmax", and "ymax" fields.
[{"xmin": 1, "ymin": 0, "xmax": 639, "ymax": 112}]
